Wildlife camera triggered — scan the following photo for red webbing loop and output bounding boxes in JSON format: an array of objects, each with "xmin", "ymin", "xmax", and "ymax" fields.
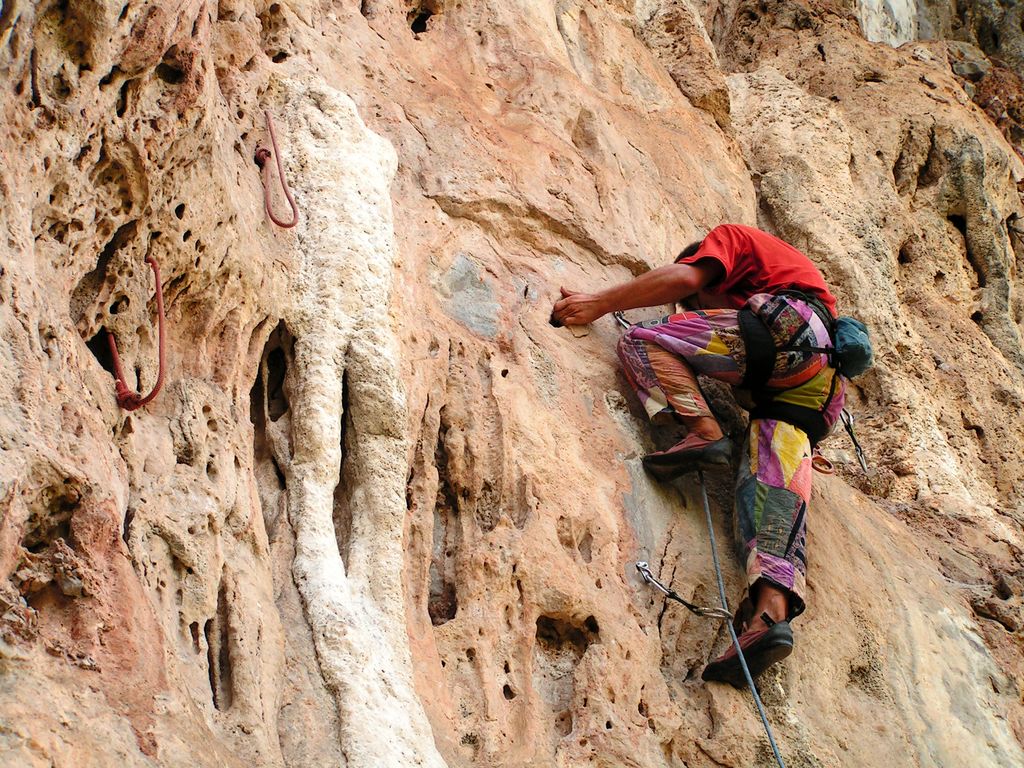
[
  {"xmin": 254, "ymin": 109, "xmax": 299, "ymax": 229},
  {"xmin": 811, "ymin": 453, "xmax": 835, "ymax": 474},
  {"xmin": 106, "ymin": 254, "xmax": 166, "ymax": 411}
]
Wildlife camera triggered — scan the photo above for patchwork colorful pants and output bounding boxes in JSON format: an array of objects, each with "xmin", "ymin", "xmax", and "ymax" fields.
[{"xmin": 617, "ymin": 294, "xmax": 845, "ymax": 616}]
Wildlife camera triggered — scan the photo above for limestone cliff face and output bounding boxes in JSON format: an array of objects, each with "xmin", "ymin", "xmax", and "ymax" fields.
[{"xmin": 1, "ymin": 1, "xmax": 1022, "ymax": 767}]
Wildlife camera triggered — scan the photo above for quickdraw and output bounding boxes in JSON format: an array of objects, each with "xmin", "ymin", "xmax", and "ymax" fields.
[
  {"xmin": 635, "ymin": 561, "xmax": 732, "ymax": 620},
  {"xmin": 840, "ymin": 409, "xmax": 868, "ymax": 472},
  {"xmin": 106, "ymin": 254, "xmax": 166, "ymax": 411}
]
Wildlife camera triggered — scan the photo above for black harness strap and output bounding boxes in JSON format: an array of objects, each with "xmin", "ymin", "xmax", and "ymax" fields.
[{"xmin": 738, "ymin": 307, "xmax": 776, "ymax": 390}]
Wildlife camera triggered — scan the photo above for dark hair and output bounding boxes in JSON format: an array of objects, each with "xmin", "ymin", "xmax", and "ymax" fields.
[{"xmin": 675, "ymin": 240, "xmax": 703, "ymax": 263}]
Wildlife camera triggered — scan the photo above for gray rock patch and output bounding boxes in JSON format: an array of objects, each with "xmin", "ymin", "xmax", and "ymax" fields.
[{"xmin": 439, "ymin": 253, "xmax": 500, "ymax": 338}]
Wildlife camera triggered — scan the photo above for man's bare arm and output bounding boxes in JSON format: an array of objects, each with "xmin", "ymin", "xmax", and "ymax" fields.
[{"xmin": 551, "ymin": 260, "xmax": 723, "ymax": 326}]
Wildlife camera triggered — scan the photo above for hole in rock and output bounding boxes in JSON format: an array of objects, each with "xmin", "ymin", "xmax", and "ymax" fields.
[
  {"xmin": 428, "ymin": 411, "xmax": 460, "ymax": 626},
  {"xmin": 578, "ymin": 531, "xmax": 593, "ymax": 563},
  {"xmin": 22, "ymin": 488, "xmax": 76, "ymax": 553},
  {"xmin": 332, "ymin": 369, "xmax": 354, "ymax": 569},
  {"xmin": 174, "ymin": 203, "xmax": 185, "ymax": 219},
  {"xmin": 536, "ymin": 615, "xmax": 598, "ymax": 658},
  {"xmin": 265, "ymin": 350, "xmax": 288, "ymax": 422},
  {"xmin": 408, "ymin": 0, "xmax": 440, "ymax": 33},
  {"xmin": 250, "ymin": 321, "xmax": 294, "ymax": 532},
  {"xmin": 52, "ymin": 72, "xmax": 72, "ymax": 99},
  {"xmin": 271, "ymin": 50, "xmax": 289, "ymax": 63},
  {"xmin": 555, "ymin": 710, "xmax": 573, "ymax": 736},
  {"xmin": 206, "ymin": 574, "xmax": 234, "ymax": 711},
  {"xmin": 533, "ymin": 613, "xmax": 599, "ymax": 736},
  {"xmin": 116, "ymin": 80, "xmax": 131, "ymax": 116},
  {"xmin": 156, "ymin": 61, "xmax": 185, "ymax": 85},
  {"xmin": 99, "ymin": 66, "xmax": 119, "ymax": 89},
  {"xmin": 72, "ymin": 220, "xmax": 138, "ymax": 330},
  {"xmin": 122, "ymin": 507, "xmax": 134, "ymax": 545},
  {"xmin": 86, "ymin": 328, "xmax": 116, "ymax": 378},
  {"xmin": 503, "ymin": 684, "xmax": 516, "ymax": 700},
  {"xmin": 948, "ymin": 214, "xmax": 985, "ymax": 288},
  {"xmin": 410, "ymin": 10, "xmax": 432, "ymax": 33}
]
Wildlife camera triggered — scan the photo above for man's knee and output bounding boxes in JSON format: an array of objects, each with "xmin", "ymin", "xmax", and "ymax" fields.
[{"xmin": 616, "ymin": 327, "xmax": 639, "ymax": 362}]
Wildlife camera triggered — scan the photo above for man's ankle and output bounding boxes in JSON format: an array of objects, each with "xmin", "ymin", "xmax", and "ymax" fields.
[
  {"xmin": 684, "ymin": 415, "xmax": 723, "ymax": 441},
  {"xmin": 752, "ymin": 582, "xmax": 790, "ymax": 625}
]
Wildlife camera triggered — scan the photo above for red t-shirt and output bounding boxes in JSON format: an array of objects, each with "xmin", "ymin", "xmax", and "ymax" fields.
[{"xmin": 678, "ymin": 224, "xmax": 837, "ymax": 316}]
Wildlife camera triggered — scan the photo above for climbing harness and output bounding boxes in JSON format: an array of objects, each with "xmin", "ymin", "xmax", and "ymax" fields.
[
  {"xmin": 636, "ymin": 471, "xmax": 787, "ymax": 768},
  {"xmin": 106, "ymin": 254, "xmax": 166, "ymax": 411},
  {"xmin": 255, "ymin": 109, "xmax": 299, "ymax": 229}
]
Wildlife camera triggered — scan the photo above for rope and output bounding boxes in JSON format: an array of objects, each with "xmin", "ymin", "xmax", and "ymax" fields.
[
  {"xmin": 106, "ymin": 254, "xmax": 166, "ymax": 411},
  {"xmin": 697, "ymin": 469, "xmax": 787, "ymax": 768},
  {"xmin": 255, "ymin": 109, "xmax": 299, "ymax": 229}
]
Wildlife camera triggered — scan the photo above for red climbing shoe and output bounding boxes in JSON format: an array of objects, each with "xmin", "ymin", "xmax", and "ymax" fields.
[
  {"xmin": 642, "ymin": 433, "xmax": 732, "ymax": 480},
  {"xmin": 701, "ymin": 613, "xmax": 794, "ymax": 688}
]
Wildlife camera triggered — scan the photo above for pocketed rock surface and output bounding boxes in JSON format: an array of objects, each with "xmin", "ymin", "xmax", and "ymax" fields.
[{"xmin": 1, "ymin": 1, "xmax": 1022, "ymax": 766}]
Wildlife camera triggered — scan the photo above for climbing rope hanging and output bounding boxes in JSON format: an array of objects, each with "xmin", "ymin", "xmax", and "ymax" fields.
[
  {"xmin": 696, "ymin": 469, "xmax": 787, "ymax": 768},
  {"xmin": 635, "ymin": 471, "xmax": 788, "ymax": 768},
  {"xmin": 255, "ymin": 109, "xmax": 299, "ymax": 229},
  {"xmin": 106, "ymin": 254, "xmax": 166, "ymax": 411}
]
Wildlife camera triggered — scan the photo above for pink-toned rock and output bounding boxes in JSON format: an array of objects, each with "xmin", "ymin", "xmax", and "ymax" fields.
[{"xmin": 1, "ymin": 1, "xmax": 1023, "ymax": 766}]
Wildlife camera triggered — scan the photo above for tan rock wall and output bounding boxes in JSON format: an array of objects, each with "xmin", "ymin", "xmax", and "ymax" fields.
[{"xmin": 1, "ymin": 1, "xmax": 1022, "ymax": 767}]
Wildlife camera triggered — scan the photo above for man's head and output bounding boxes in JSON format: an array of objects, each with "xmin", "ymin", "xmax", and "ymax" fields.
[{"xmin": 675, "ymin": 240, "xmax": 703, "ymax": 263}]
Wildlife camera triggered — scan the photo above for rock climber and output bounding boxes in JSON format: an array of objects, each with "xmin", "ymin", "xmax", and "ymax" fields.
[{"xmin": 551, "ymin": 223, "xmax": 846, "ymax": 686}]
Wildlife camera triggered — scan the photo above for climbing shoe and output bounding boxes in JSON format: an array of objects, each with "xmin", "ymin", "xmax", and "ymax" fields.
[
  {"xmin": 642, "ymin": 434, "xmax": 732, "ymax": 480},
  {"xmin": 701, "ymin": 613, "xmax": 794, "ymax": 688}
]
